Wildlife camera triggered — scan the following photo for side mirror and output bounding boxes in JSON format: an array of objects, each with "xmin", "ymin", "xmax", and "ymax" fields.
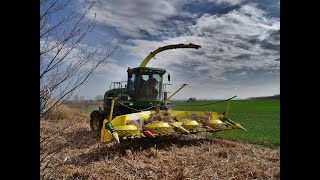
[
  {"xmin": 168, "ymin": 73, "xmax": 171, "ymax": 82},
  {"xmin": 127, "ymin": 67, "xmax": 132, "ymax": 78}
]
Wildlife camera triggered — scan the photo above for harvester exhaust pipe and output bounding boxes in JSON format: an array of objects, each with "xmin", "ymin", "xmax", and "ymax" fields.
[
  {"xmin": 163, "ymin": 83, "xmax": 172, "ymax": 101},
  {"xmin": 164, "ymin": 92, "xmax": 168, "ymax": 101}
]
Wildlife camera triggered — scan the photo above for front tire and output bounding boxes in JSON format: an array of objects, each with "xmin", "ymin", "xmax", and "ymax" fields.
[{"xmin": 90, "ymin": 111, "xmax": 105, "ymax": 131}]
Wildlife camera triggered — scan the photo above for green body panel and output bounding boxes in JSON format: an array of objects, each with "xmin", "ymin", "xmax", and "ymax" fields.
[{"xmin": 103, "ymin": 88, "xmax": 127, "ymax": 111}]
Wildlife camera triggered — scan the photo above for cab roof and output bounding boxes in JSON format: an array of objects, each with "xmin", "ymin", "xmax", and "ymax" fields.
[{"xmin": 130, "ymin": 67, "xmax": 166, "ymax": 74}]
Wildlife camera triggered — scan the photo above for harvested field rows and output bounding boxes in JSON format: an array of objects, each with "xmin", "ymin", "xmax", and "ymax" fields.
[{"xmin": 40, "ymin": 106, "xmax": 279, "ymax": 179}]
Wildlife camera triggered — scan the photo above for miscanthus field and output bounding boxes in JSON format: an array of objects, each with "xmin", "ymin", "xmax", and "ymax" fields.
[{"xmin": 40, "ymin": 99, "xmax": 280, "ymax": 179}]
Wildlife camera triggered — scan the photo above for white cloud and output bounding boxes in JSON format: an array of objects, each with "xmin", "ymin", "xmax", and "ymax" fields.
[
  {"xmin": 83, "ymin": 0, "xmax": 186, "ymax": 37},
  {"xmin": 191, "ymin": 4, "xmax": 279, "ymax": 38},
  {"xmin": 94, "ymin": 61, "xmax": 128, "ymax": 81},
  {"xmin": 75, "ymin": 1, "xmax": 279, "ymax": 99},
  {"xmin": 40, "ymin": 39, "xmax": 111, "ymax": 75},
  {"xmin": 116, "ymin": 3, "xmax": 279, "ymax": 99}
]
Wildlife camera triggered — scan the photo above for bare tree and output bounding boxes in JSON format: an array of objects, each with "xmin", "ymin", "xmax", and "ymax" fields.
[{"xmin": 40, "ymin": 0, "xmax": 128, "ymax": 119}]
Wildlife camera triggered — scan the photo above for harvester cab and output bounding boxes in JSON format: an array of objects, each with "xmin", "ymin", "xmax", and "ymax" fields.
[
  {"xmin": 127, "ymin": 67, "xmax": 165, "ymax": 103},
  {"xmin": 89, "ymin": 43, "xmax": 246, "ymax": 143}
]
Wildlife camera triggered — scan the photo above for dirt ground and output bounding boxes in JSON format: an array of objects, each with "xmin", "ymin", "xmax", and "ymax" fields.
[{"xmin": 40, "ymin": 107, "xmax": 280, "ymax": 180}]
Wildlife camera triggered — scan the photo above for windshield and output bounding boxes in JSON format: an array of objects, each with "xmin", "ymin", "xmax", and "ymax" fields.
[{"xmin": 134, "ymin": 73, "xmax": 162, "ymax": 101}]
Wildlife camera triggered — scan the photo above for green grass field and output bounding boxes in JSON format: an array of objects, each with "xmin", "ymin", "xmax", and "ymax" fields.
[{"xmin": 172, "ymin": 100, "xmax": 280, "ymax": 148}]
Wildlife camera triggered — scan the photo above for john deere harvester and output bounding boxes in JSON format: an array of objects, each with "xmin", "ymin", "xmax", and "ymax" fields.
[{"xmin": 90, "ymin": 43, "xmax": 246, "ymax": 143}]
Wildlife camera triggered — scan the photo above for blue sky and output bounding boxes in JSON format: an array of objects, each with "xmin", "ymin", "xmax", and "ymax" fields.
[{"xmin": 44, "ymin": 0, "xmax": 280, "ymax": 100}]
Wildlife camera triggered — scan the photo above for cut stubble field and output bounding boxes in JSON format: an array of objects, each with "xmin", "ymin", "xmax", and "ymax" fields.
[{"xmin": 40, "ymin": 100, "xmax": 280, "ymax": 179}]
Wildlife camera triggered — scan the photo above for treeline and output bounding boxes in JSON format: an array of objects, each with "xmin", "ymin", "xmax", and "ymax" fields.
[{"xmin": 247, "ymin": 94, "xmax": 280, "ymax": 100}]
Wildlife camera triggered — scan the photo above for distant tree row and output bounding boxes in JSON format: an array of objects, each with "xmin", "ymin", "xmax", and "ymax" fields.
[
  {"xmin": 70, "ymin": 94, "xmax": 103, "ymax": 102},
  {"xmin": 95, "ymin": 95, "xmax": 104, "ymax": 101},
  {"xmin": 247, "ymin": 94, "xmax": 280, "ymax": 100}
]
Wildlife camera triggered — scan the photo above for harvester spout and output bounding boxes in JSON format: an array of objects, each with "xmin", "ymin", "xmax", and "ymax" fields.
[{"xmin": 139, "ymin": 43, "xmax": 201, "ymax": 67}]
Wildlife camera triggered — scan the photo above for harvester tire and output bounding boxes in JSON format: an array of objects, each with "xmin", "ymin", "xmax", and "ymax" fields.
[{"xmin": 90, "ymin": 111, "xmax": 104, "ymax": 132}]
